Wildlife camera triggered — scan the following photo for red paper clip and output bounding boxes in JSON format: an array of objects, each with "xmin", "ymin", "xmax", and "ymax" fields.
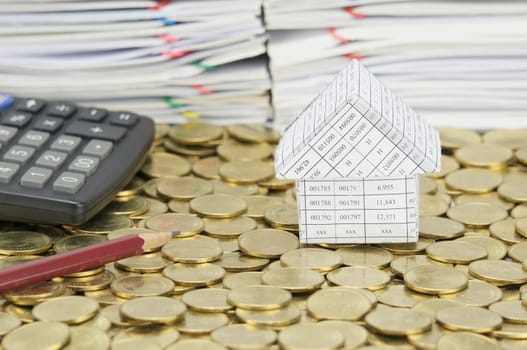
[
  {"xmin": 148, "ymin": 0, "xmax": 170, "ymax": 10},
  {"xmin": 162, "ymin": 50, "xmax": 188, "ymax": 58},
  {"xmin": 192, "ymin": 85, "xmax": 213, "ymax": 94},
  {"xmin": 158, "ymin": 34, "xmax": 178, "ymax": 43},
  {"xmin": 344, "ymin": 54, "xmax": 365, "ymax": 60},
  {"xmin": 344, "ymin": 6, "xmax": 366, "ymax": 19},
  {"xmin": 328, "ymin": 27, "xmax": 350, "ymax": 44}
]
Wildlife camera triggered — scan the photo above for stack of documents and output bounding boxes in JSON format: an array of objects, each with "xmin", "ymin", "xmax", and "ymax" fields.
[
  {"xmin": 0, "ymin": 0, "xmax": 271, "ymax": 124},
  {"xmin": 265, "ymin": 0, "xmax": 527, "ymax": 129}
]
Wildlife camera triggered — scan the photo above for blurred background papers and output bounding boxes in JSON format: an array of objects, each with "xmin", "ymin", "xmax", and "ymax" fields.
[{"xmin": 1, "ymin": 0, "xmax": 527, "ymax": 129}]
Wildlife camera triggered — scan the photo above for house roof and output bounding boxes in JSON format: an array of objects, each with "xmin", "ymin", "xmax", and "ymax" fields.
[{"xmin": 274, "ymin": 59, "xmax": 441, "ymax": 179}]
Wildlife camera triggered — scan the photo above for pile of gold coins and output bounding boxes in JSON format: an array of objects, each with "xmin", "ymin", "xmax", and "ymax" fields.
[{"xmin": 2, "ymin": 124, "xmax": 527, "ymax": 349}]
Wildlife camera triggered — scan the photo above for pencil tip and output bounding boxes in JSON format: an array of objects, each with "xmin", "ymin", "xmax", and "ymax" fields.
[{"xmin": 171, "ymin": 231, "xmax": 181, "ymax": 238}]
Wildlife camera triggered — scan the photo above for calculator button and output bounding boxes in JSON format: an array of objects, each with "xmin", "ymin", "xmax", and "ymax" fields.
[
  {"xmin": 53, "ymin": 171, "xmax": 85, "ymax": 194},
  {"xmin": 0, "ymin": 126, "xmax": 18, "ymax": 144},
  {"xmin": 0, "ymin": 93, "xmax": 14, "ymax": 110},
  {"xmin": 68, "ymin": 155, "xmax": 99, "ymax": 175},
  {"xmin": 82, "ymin": 140, "xmax": 113, "ymax": 159},
  {"xmin": 36, "ymin": 151, "xmax": 68, "ymax": 169},
  {"xmin": 20, "ymin": 167, "xmax": 53, "ymax": 189},
  {"xmin": 34, "ymin": 117, "xmax": 63, "ymax": 132},
  {"xmin": 65, "ymin": 121, "xmax": 126, "ymax": 141},
  {"xmin": 19, "ymin": 130, "xmax": 50, "ymax": 148},
  {"xmin": 78, "ymin": 108, "xmax": 107, "ymax": 122},
  {"xmin": 109, "ymin": 112, "xmax": 139, "ymax": 127},
  {"xmin": 0, "ymin": 161, "xmax": 19, "ymax": 183},
  {"xmin": 50, "ymin": 135, "xmax": 81, "ymax": 153},
  {"xmin": 47, "ymin": 103, "xmax": 76, "ymax": 118},
  {"xmin": 16, "ymin": 98, "xmax": 45, "ymax": 113},
  {"xmin": 3, "ymin": 145, "xmax": 35, "ymax": 164},
  {"xmin": 2, "ymin": 111, "xmax": 32, "ymax": 127}
]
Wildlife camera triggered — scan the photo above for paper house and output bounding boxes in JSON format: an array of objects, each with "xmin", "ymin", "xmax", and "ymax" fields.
[{"xmin": 274, "ymin": 60, "xmax": 441, "ymax": 244}]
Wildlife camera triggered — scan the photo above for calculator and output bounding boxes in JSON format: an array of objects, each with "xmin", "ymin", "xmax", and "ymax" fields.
[{"xmin": 0, "ymin": 93, "xmax": 154, "ymax": 225}]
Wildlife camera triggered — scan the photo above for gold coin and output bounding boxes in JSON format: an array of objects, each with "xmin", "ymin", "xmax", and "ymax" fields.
[
  {"xmin": 3, "ymin": 304, "xmax": 34, "ymax": 323},
  {"xmin": 499, "ymin": 182, "xmax": 527, "ymax": 203},
  {"xmin": 119, "ymin": 296, "xmax": 186, "ymax": 324},
  {"xmin": 156, "ymin": 177, "xmax": 213, "ymax": 200},
  {"xmin": 140, "ymin": 152, "xmax": 191, "ymax": 178},
  {"xmin": 3, "ymin": 281, "xmax": 66, "ymax": 306},
  {"xmin": 259, "ymin": 177, "xmax": 295, "ymax": 190},
  {"xmin": 111, "ymin": 275, "xmax": 175, "ymax": 298},
  {"xmin": 190, "ymin": 194, "xmax": 247, "ymax": 219},
  {"xmin": 516, "ymin": 217, "xmax": 527, "ymax": 237},
  {"xmin": 32, "ymin": 295, "xmax": 98, "ymax": 324},
  {"xmin": 54, "ymin": 234, "xmax": 106, "ymax": 253},
  {"xmin": 219, "ymin": 161, "xmax": 275, "ymax": 185},
  {"xmin": 516, "ymin": 147, "xmax": 527, "ymax": 165},
  {"xmin": 175, "ymin": 310, "xmax": 229, "ymax": 334},
  {"xmin": 490, "ymin": 218, "xmax": 524, "ymax": 244},
  {"xmin": 318, "ymin": 320, "xmax": 368, "ymax": 349},
  {"xmin": 426, "ymin": 240, "xmax": 487, "ymax": 264},
  {"xmin": 335, "ymin": 246, "xmax": 393, "ymax": 269},
  {"xmin": 238, "ymin": 228, "xmax": 299, "ymax": 258},
  {"xmin": 492, "ymin": 323, "xmax": 527, "ymax": 340},
  {"xmin": 428, "ymin": 155, "xmax": 460, "ymax": 178},
  {"xmin": 455, "ymin": 143, "xmax": 513, "ymax": 169},
  {"xmin": 113, "ymin": 324, "xmax": 180, "ymax": 348},
  {"xmin": 154, "ymin": 124, "xmax": 169, "ymax": 139},
  {"xmin": 419, "ymin": 194, "xmax": 449, "ymax": 216},
  {"xmin": 167, "ymin": 200, "xmax": 190, "ymax": 214},
  {"xmin": 192, "ymin": 156, "xmax": 224, "ymax": 179},
  {"xmin": 376, "ymin": 284, "xmax": 431, "ymax": 308},
  {"xmin": 181, "ymin": 288, "xmax": 232, "ymax": 313},
  {"xmin": 203, "ymin": 216, "xmax": 257, "ymax": 238},
  {"xmin": 457, "ymin": 236, "xmax": 507, "ymax": 260},
  {"xmin": 381, "ymin": 238, "xmax": 435, "ymax": 255},
  {"xmin": 210, "ymin": 179, "xmax": 259, "ymax": 196},
  {"xmin": 0, "ymin": 312, "xmax": 21, "ymax": 336},
  {"xmin": 145, "ymin": 213, "xmax": 204, "ymax": 237},
  {"xmin": 412, "ymin": 298, "xmax": 463, "ymax": 318},
  {"xmin": 64, "ymin": 326, "xmax": 110, "ymax": 350},
  {"xmin": 73, "ymin": 213, "xmax": 132, "ymax": 234},
  {"xmin": 164, "ymin": 139, "xmax": 218, "ymax": 157},
  {"xmin": 447, "ymin": 202, "xmax": 508, "ymax": 228},
  {"xmin": 115, "ymin": 253, "xmax": 170, "ymax": 273},
  {"xmin": 107, "ymin": 228, "xmax": 161, "ymax": 252},
  {"xmin": 116, "ymin": 176, "xmax": 145, "ymax": 197},
  {"xmin": 216, "ymin": 252, "xmax": 270, "ymax": 272},
  {"xmin": 104, "ymin": 196, "xmax": 149, "ymax": 216},
  {"xmin": 100, "ymin": 304, "xmax": 136, "ymax": 327},
  {"xmin": 142, "ymin": 178, "xmax": 161, "ymax": 198},
  {"xmin": 508, "ymin": 241, "xmax": 527, "ymax": 262},
  {"xmin": 217, "ymin": 141, "xmax": 273, "ymax": 161},
  {"xmin": 130, "ymin": 198, "xmax": 168, "ymax": 220},
  {"xmin": 456, "ymin": 192, "xmax": 514, "ymax": 210},
  {"xmin": 0, "ymin": 231, "xmax": 51, "ymax": 255},
  {"xmin": 404, "ymin": 265, "xmax": 468, "ymax": 295},
  {"xmin": 280, "ymin": 248, "xmax": 342, "ymax": 273},
  {"xmin": 228, "ymin": 285, "xmax": 291, "ymax": 311},
  {"xmin": 263, "ymin": 204, "xmax": 298, "ymax": 230},
  {"xmin": 438, "ymin": 127, "xmax": 481, "ymax": 151},
  {"xmin": 437, "ymin": 332, "xmax": 500, "ymax": 350},
  {"xmin": 419, "ymin": 175, "xmax": 437, "ymax": 194},
  {"xmin": 307, "ymin": 287, "xmax": 372, "ymax": 321},
  {"xmin": 223, "ymin": 271, "xmax": 264, "ymax": 290},
  {"xmin": 436, "ymin": 305, "xmax": 503, "ymax": 333},
  {"xmin": 445, "ymin": 168, "xmax": 503, "ymax": 194},
  {"xmin": 469, "ymin": 260, "xmax": 527, "ymax": 286},
  {"xmin": 162, "ymin": 263, "xmax": 225, "ymax": 287},
  {"xmin": 240, "ymin": 196, "xmax": 283, "ymax": 220},
  {"xmin": 327, "ymin": 266, "xmax": 391, "ymax": 291},
  {"xmin": 419, "ymin": 216, "xmax": 465, "ymax": 240},
  {"xmin": 408, "ymin": 322, "xmax": 449, "ymax": 350},
  {"xmin": 366, "ymin": 307, "xmax": 432, "ymax": 336},
  {"xmin": 278, "ymin": 323, "xmax": 344, "ymax": 350},
  {"xmin": 1, "ymin": 321, "xmax": 70, "ymax": 350},
  {"xmin": 218, "ymin": 236, "xmax": 242, "ymax": 253},
  {"xmin": 483, "ymin": 129, "xmax": 527, "ymax": 150},
  {"xmin": 489, "ymin": 300, "xmax": 527, "ymax": 324},
  {"xmin": 166, "ymin": 339, "xmax": 227, "ymax": 350},
  {"xmin": 84, "ymin": 288, "xmax": 127, "ymax": 306},
  {"xmin": 440, "ymin": 280, "xmax": 503, "ymax": 307},
  {"xmin": 235, "ymin": 303, "xmax": 301, "ymax": 327},
  {"xmin": 161, "ymin": 235, "xmax": 223, "ymax": 263},
  {"xmin": 261, "ymin": 267, "xmax": 324, "ymax": 293},
  {"xmin": 211, "ymin": 324, "xmax": 276, "ymax": 349},
  {"xmin": 390, "ymin": 254, "xmax": 449, "ymax": 276},
  {"xmin": 169, "ymin": 122, "xmax": 223, "ymax": 145},
  {"xmin": 226, "ymin": 124, "xmax": 280, "ymax": 144}
]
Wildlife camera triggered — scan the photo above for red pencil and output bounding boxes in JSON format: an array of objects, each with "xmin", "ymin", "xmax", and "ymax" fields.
[{"xmin": 0, "ymin": 231, "xmax": 179, "ymax": 292}]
